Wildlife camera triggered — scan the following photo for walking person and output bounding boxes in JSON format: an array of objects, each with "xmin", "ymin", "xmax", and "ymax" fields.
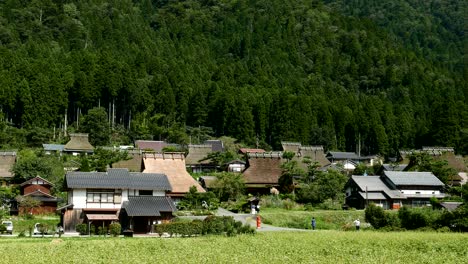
[
  {"xmin": 353, "ymin": 219, "xmax": 361, "ymax": 231},
  {"xmin": 311, "ymin": 217, "xmax": 316, "ymax": 230}
]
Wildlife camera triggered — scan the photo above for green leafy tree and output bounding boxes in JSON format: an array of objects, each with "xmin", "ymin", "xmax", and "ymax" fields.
[
  {"xmin": 80, "ymin": 107, "xmax": 110, "ymax": 146},
  {"xmin": 16, "ymin": 195, "xmax": 41, "ymax": 216},
  {"xmin": 211, "ymin": 172, "xmax": 246, "ymax": 201}
]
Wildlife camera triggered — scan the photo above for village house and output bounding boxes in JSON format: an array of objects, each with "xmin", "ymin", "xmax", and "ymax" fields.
[
  {"xmin": 242, "ymin": 152, "xmax": 284, "ymax": 194},
  {"xmin": 16, "ymin": 176, "xmax": 60, "ymax": 215},
  {"xmin": 0, "ymin": 151, "xmax": 16, "ymax": 186},
  {"xmin": 43, "ymin": 133, "xmax": 94, "ymax": 156},
  {"xmin": 60, "ymin": 168, "xmax": 176, "ymax": 233},
  {"xmin": 142, "ymin": 152, "xmax": 205, "ymax": 202},
  {"xmin": 281, "ymin": 142, "xmax": 330, "ymax": 171},
  {"xmin": 345, "ymin": 171, "xmax": 446, "ymax": 209}
]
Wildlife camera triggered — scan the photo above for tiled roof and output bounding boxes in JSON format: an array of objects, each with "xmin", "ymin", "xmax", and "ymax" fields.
[
  {"xmin": 204, "ymin": 140, "xmax": 224, "ymax": 152},
  {"xmin": 66, "ymin": 169, "xmax": 171, "ymax": 191},
  {"xmin": 43, "ymin": 144, "xmax": 65, "ymax": 152},
  {"xmin": 122, "ymin": 196, "xmax": 176, "ymax": 216},
  {"xmin": 20, "ymin": 176, "xmax": 54, "ymax": 186},
  {"xmin": 23, "ymin": 190, "xmax": 60, "ymax": 202},
  {"xmin": 351, "ymin": 176, "xmax": 406, "ymax": 199},
  {"xmin": 327, "ymin": 152, "xmax": 360, "ymax": 160},
  {"xmin": 384, "ymin": 171, "xmax": 444, "ymax": 186},
  {"xmin": 143, "ymin": 154, "xmax": 205, "ymax": 193},
  {"xmin": 243, "ymin": 153, "xmax": 283, "ymax": 184},
  {"xmin": 64, "ymin": 133, "xmax": 94, "ymax": 152},
  {"xmin": 185, "ymin": 144, "xmax": 213, "ymax": 165}
]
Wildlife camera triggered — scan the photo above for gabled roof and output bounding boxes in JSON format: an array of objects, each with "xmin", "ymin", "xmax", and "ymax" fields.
[
  {"xmin": 64, "ymin": 133, "xmax": 94, "ymax": 152},
  {"xmin": 23, "ymin": 190, "xmax": 60, "ymax": 202},
  {"xmin": 185, "ymin": 144, "xmax": 213, "ymax": 165},
  {"xmin": 122, "ymin": 196, "xmax": 176, "ymax": 216},
  {"xmin": 351, "ymin": 175, "xmax": 406, "ymax": 199},
  {"xmin": 281, "ymin": 141, "xmax": 301, "ymax": 153},
  {"xmin": 296, "ymin": 145, "xmax": 330, "ymax": 168},
  {"xmin": 204, "ymin": 140, "xmax": 224, "ymax": 152},
  {"xmin": 384, "ymin": 171, "xmax": 444, "ymax": 186},
  {"xmin": 243, "ymin": 152, "xmax": 283, "ymax": 184},
  {"xmin": 239, "ymin": 148, "xmax": 265, "ymax": 154},
  {"xmin": 143, "ymin": 153, "xmax": 205, "ymax": 193},
  {"xmin": 135, "ymin": 140, "xmax": 167, "ymax": 152},
  {"xmin": 225, "ymin": 160, "xmax": 246, "ymax": 165},
  {"xmin": 20, "ymin": 176, "xmax": 54, "ymax": 186},
  {"xmin": 327, "ymin": 152, "xmax": 360, "ymax": 160},
  {"xmin": 382, "ymin": 164, "xmax": 408, "ymax": 171},
  {"xmin": 112, "ymin": 152, "xmax": 143, "ymax": 172},
  {"xmin": 0, "ymin": 151, "xmax": 16, "ymax": 178},
  {"xmin": 66, "ymin": 169, "xmax": 172, "ymax": 191},
  {"xmin": 43, "ymin": 144, "xmax": 65, "ymax": 152}
]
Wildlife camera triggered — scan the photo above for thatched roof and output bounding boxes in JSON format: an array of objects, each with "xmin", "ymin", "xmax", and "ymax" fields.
[
  {"xmin": 185, "ymin": 144, "xmax": 213, "ymax": 165},
  {"xmin": 0, "ymin": 151, "xmax": 16, "ymax": 179},
  {"xmin": 143, "ymin": 153, "xmax": 205, "ymax": 195},
  {"xmin": 295, "ymin": 146, "xmax": 331, "ymax": 169},
  {"xmin": 281, "ymin": 142, "xmax": 301, "ymax": 153},
  {"xmin": 243, "ymin": 152, "xmax": 283, "ymax": 185},
  {"xmin": 112, "ymin": 150, "xmax": 143, "ymax": 172},
  {"xmin": 64, "ymin": 133, "xmax": 94, "ymax": 152}
]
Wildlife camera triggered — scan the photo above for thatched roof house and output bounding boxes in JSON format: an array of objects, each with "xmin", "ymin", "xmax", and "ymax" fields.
[
  {"xmin": 242, "ymin": 152, "xmax": 283, "ymax": 191},
  {"xmin": 64, "ymin": 133, "xmax": 94, "ymax": 154}
]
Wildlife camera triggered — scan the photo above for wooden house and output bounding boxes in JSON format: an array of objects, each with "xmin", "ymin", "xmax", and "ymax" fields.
[
  {"xmin": 18, "ymin": 176, "xmax": 60, "ymax": 215},
  {"xmin": 61, "ymin": 168, "xmax": 176, "ymax": 233},
  {"xmin": 64, "ymin": 133, "xmax": 94, "ymax": 155}
]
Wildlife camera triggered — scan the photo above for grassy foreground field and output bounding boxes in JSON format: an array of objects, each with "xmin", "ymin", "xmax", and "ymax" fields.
[{"xmin": 1, "ymin": 231, "xmax": 466, "ymax": 263}]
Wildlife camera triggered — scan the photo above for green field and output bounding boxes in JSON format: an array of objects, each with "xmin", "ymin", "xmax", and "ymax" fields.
[
  {"xmin": 1, "ymin": 231, "xmax": 466, "ymax": 263},
  {"xmin": 260, "ymin": 208, "xmax": 368, "ymax": 230}
]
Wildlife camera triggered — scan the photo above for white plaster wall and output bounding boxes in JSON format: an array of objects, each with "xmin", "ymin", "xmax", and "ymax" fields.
[
  {"xmin": 72, "ymin": 189, "xmax": 87, "ymax": 208},
  {"xmin": 153, "ymin": 190, "xmax": 165, "ymax": 196},
  {"xmin": 121, "ymin": 189, "xmax": 129, "ymax": 202},
  {"xmin": 400, "ymin": 189, "xmax": 440, "ymax": 195},
  {"xmin": 86, "ymin": 203, "xmax": 121, "ymax": 209}
]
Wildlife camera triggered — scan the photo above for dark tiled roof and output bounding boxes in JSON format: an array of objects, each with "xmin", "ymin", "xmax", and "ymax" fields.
[
  {"xmin": 122, "ymin": 196, "xmax": 176, "ymax": 216},
  {"xmin": 20, "ymin": 176, "xmax": 54, "ymax": 186},
  {"xmin": 23, "ymin": 190, "xmax": 60, "ymax": 202},
  {"xmin": 351, "ymin": 175, "xmax": 406, "ymax": 199},
  {"xmin": 204, "ymin": 140, "xmax": 224, "ymax": 152},
  {"xmin": 43, "ymin": 144, "xmax": 65, "ymax": 152},
  {"xmin": 66, "ymin": 169, "xmax": 171, "ymax": 191},
  {"xmin": 384, "ymin": 171, "xmax": 444, "ymax": 186},
  {"xmin": 327, "ymin": 152, "xmax": 360, "ymax": 160}
]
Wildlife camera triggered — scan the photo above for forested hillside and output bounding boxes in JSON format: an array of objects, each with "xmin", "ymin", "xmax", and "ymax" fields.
[{"xmin": 0, "ymin": 0, "xmax": 466, "ymax": 156}]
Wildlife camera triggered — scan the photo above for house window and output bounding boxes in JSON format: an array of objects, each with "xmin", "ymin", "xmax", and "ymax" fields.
[
  {"xmin": 139, "ymin": 190, "xmax": 153, "ymax": 196},
  {"xmin": 87, "ymin": 189, "xmax": 115, "ymax": 203}
]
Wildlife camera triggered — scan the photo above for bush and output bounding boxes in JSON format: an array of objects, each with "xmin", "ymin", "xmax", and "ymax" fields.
[
  {"xmin": 97, "ymin": 226, "xmax": 107, "ymax": 236},
  {"xmin": 398, "ymin": 207, "xmax": 428, "ymax": 230},
  {"xmin": 76, "ymin": 224, "xmax": 87, "ymax": 235},
  {"xmin": 109, "ymin": 223, "xmax": 121, "ymax": 237},
  {"xmin": 17, "ymin": 230, "xmax": 26, "ymax": 237},
  {"xmin": 365, "ymin": 203, "xmax": 394, "ymax": 229},
  {"xmin": 0, "ymin": 224, "xmax": 6, "ymax": 234}
]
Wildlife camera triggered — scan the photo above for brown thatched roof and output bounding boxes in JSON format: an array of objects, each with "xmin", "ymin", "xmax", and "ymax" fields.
[
  {"xmin": 0, "ymin": 152, "xmax": 16, "ymax": 179},
  {"xmin": 64, "ymin": 133, "xmax": 94, "ymax": 152},
  {"xmin": 112, "ymin": 150, "xmax": 143, "ymax": 172},
  {"xmin": 143, "ymin": 153, "xmax": 205, "ymax": 194},
  {"xmin": 281, "ymin": 142, "xmax": 301, "ymax": 153},
  {"xmin": 296, "ymin": 146, "xmax": 331, "ymax": 168},
  {"xmin": 185, "ymin": 144, "xmax": 213, "ymax": 165},
  {"xmin": 243, "ymin": 152, "xmax": 283, "ymax": 185}
]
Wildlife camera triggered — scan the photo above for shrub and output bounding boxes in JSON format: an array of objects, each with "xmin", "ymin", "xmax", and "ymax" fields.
[
  {"xmin": 398, "ymin": 207, "xmax": 428, "ymax": 230},
  {"xmin": 0, "ymin": 224, "xmax": 6, "ymax": 233},
  {"xmin": 97, "ymin": 226, "xmax": 107, "ymax": 236},
  {"xmin": 109, "ymin": 223, "xmax": 121, "ymax": 237},
  {"xmin": 282, "ymin": 199, "xmax": 296, "ymax": 210},
  {"xmin": 365, "ymin": 203, "xmax": 393, "ymax": 229},
  {"xmin": 17, "ymin": 230, "xmax": 26, "ymax": 237},
  {"xmin": 76, "ymin": 224, "xmax": 87, "ymax": 235}
]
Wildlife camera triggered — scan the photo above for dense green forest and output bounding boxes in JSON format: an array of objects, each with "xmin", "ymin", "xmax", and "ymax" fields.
[{"xmin": 0, "ymin": 0, "xmax": 466, "ymax": 157}]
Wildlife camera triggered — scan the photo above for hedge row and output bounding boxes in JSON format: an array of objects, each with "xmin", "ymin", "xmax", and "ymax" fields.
[{"xmin": 155, "ymin": 216, "xmax": 255, "ymax": 237}]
